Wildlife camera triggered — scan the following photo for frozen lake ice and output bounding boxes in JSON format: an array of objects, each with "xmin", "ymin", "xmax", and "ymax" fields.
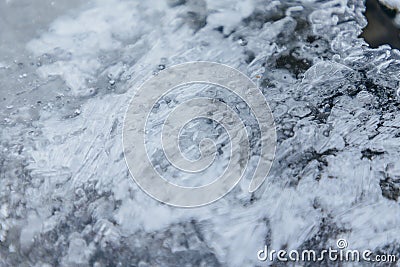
[{"xmin": 1, "ymin": 0, "xmax": 400, "ymax": 266}]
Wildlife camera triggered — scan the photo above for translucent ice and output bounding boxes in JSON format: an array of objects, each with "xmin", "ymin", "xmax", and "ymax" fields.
[{"xmin": 1, "ymin": 0, "xmax": 400, "ymax": 266}]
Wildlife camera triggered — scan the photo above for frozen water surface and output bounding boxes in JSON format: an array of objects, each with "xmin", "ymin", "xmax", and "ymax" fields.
[{"xmin": 1, "ymin": 0, "xmax": 400, "ymax": 266}]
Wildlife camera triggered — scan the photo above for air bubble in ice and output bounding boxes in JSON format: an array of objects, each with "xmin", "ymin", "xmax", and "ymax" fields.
[
  {"xmin": 323, "ymin": 130, "xmax": 330, "ymax": 137},
  {"xmin": 238, "ymin": 38, "xmax": 248, "ymax": 46},
  {"xmin": 75, "ymin": 188, "xmax": 85, "ymax": 198}
]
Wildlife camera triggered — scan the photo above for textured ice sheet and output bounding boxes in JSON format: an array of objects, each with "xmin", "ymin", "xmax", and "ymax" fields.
[{"xmin": 1, "ymin": 0, "xmax": 400, "ymax": 266}]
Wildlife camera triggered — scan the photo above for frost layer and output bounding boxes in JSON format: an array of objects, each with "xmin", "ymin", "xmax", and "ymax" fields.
[{"xmin": 1, "ymin": 0, "xmax": 400, "ymax": 266}]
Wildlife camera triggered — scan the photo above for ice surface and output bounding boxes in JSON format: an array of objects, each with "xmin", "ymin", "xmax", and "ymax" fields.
[
  {"xmin": 379, "ymin": 0, "xmax": 400, "ymax": 9},
  {"xmin": 1, "ymin": 0, "xmax": 400, "ymax": 266}
]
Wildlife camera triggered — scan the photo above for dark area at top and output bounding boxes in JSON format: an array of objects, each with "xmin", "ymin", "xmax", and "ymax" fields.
[{"xmin": 361, "ymin": 0, "xmax": 400, "ymax": 49}]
